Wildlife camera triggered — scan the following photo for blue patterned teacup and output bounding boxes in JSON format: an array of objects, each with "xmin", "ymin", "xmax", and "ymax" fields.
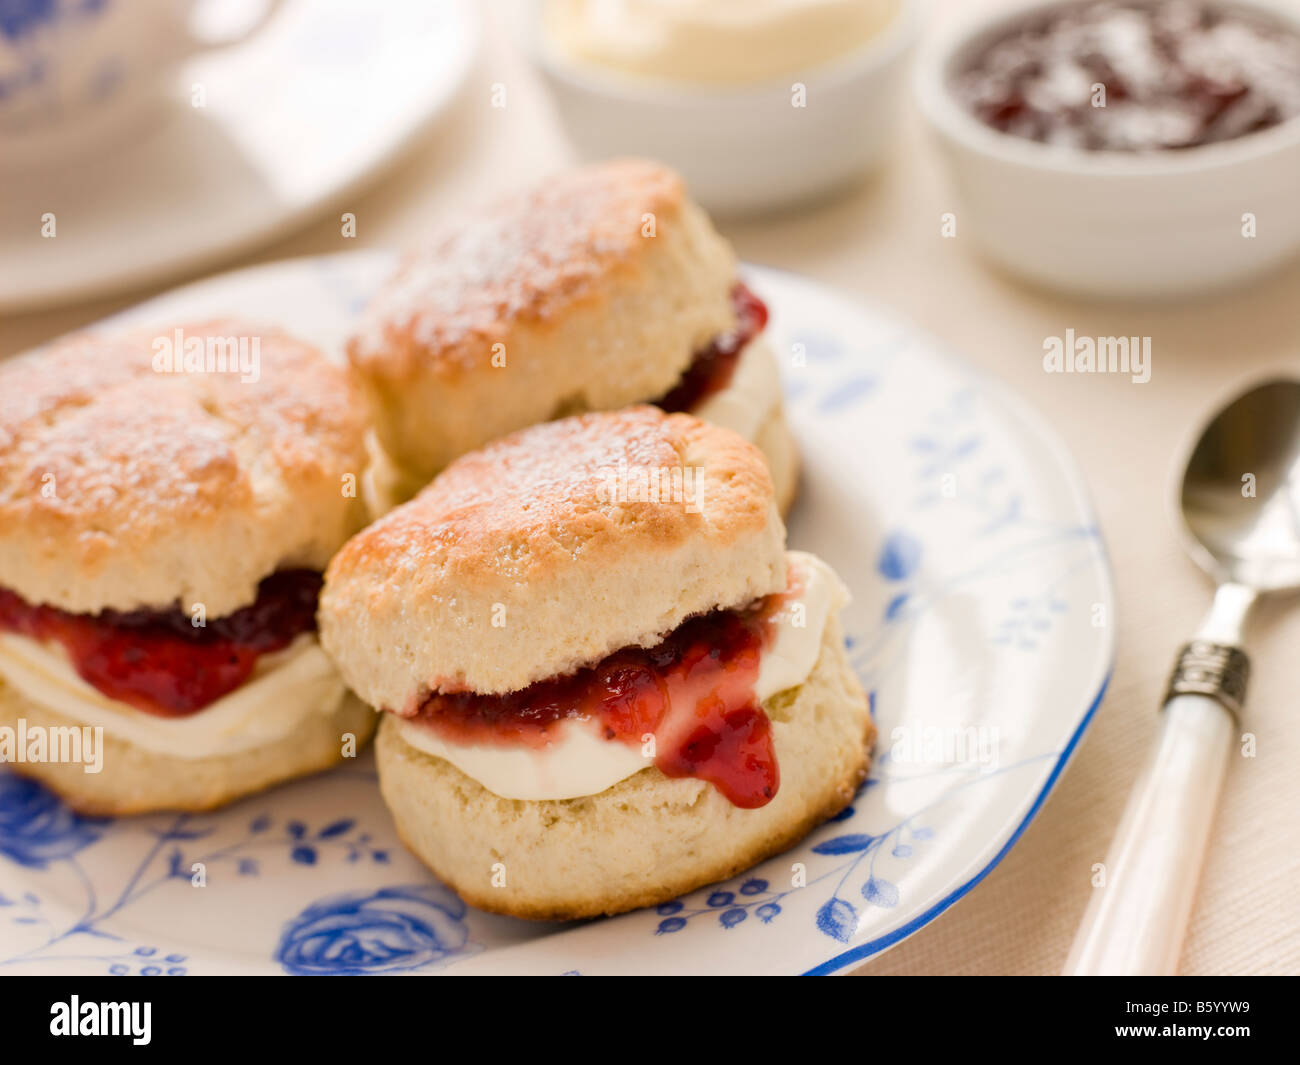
[{"xmin": 0, "ymin": 0, "xmax": 283, "ymax": 163}]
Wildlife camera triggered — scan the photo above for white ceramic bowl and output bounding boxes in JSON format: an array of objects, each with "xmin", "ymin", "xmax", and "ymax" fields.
[
  {"xmin": 529, "ymin": 2, "xmax": 920, "ymax": 216},
  {"xmin": 914, "ymin": 0, "xmax": 1300, "ymax": 300}
]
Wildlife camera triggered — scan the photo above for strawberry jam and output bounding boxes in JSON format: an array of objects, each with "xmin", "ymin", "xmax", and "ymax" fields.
[
  {"xmin": 655, "ymin": 282, "xmax": 768, "ymax": 415},
  {"xmin": 955, "ymin": 2, "xmax": 1300, "ymax": 151},
  {"xmin": 0, "ymin": 570, "xmax": 322, "ymax": 717},
  {"xmin": 409, "ymin": 574, "xmax": 800, "ymax": 809}
]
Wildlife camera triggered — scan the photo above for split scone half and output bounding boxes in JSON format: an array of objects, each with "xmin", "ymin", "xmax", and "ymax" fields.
[
  {"xmin": 319, "ymin": 406, "xmax": 871, "ymax": 920},
  {"xmin": 347, "ymin": 157, "xmax": 798, "ymax": 518},
  {"xmin": 0, "ymin": 322, "xmax": 376, "ymax": 814}
]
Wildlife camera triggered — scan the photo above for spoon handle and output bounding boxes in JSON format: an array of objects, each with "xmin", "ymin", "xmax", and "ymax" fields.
[{"xmin": 1062, "ymin": 690, "xmax": 1237, "ymax": 975}]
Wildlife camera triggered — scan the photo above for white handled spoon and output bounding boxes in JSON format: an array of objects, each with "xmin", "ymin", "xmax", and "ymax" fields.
[{"xmin": 1064, "ymin": 378, "xmax": 1300, "ymax": 976}]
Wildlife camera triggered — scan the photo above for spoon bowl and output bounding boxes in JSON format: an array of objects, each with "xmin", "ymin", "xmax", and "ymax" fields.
[{"xmin": 1180, "ymin": 379, "xmax": 1300, "ymax": 593}]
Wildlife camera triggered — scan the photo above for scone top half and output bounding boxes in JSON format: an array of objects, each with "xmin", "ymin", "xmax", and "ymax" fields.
[
  {"xmin": 0, "ymin": 322, "xmax": 369, "ymax": 723},
  {"xmin": 321, "ymin": 406, "xmax": 786, "ymax": 712},
  {"xmin": 0, "ymin": 322, "xmax": 367, "ymax": 617},
  {"xmin": 348, "ymin": 158, "xmax": 789, "ymax": 506}
]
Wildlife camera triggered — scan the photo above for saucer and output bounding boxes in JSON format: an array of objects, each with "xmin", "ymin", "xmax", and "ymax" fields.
[{"xmin": 0, "ymin": 0, "xmax": 479, "ymax": 313}]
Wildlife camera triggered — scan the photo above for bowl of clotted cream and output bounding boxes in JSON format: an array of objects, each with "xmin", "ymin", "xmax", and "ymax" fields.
[{"xmin": 530, "ymin": 0, "xmax": 920, "ymax": 215}]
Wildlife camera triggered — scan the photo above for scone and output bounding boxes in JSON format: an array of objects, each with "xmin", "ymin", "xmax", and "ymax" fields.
[
  {"xmin": 0, "ymin": 322, "xmax": 376, "ymax": 814},
  {"xmin": 347, "ymin": 157, "xmax": 798, "ymax": 516},
  {"xmin": 319, "ymin": 406, "xmax": 871, "ymax": 920}
]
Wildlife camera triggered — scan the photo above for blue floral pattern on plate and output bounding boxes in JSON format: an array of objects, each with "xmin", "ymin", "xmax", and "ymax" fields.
[
  {"xmin": 0, "ymin": 257, "xmax": 1114, "ymax": 975},
  {"xmin": 276, "ymin": 884, "xmax": 473, "ymax": 975},
  {"xmin": 0, "ymin": 774, "xmax": 106, "ymax": 869}
]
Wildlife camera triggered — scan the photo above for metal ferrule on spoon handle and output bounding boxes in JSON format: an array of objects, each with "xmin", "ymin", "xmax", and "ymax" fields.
[{"xmin": 1062, "ymin": 583, "xmax": 1253, "ymax": 976}]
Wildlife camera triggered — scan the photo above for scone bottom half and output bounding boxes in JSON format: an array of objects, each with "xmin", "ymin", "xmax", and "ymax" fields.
[
  {"xmin": 374, "ymin": 585, "xmax": 874, "ymax": 921},
  {"xmin": 0, "ymin": 569, "xmax": 376, "ymax": 814}
]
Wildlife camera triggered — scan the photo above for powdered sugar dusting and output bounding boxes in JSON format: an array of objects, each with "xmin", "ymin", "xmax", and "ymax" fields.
[
  {"xmin": 347, "ymin": 159, "xmax": 685, "ymax": 375},
  {"xmin": 0, "ymin": 321, "xmax": 367, "ymax": 582}
]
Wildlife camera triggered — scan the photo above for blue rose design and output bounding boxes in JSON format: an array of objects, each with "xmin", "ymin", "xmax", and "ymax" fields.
[
  {"xmin": 276, "ymin": 884, "xmax": 471, "ymax": 975},
  {"xmin": 0, "ymin": 772, "xmax": 108, "ymax": 869}
]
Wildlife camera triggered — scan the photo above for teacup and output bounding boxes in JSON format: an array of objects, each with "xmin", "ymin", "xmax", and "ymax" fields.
[{"xmin": 0, "ymin": 0, "xmax": 283, "ymax": 165}]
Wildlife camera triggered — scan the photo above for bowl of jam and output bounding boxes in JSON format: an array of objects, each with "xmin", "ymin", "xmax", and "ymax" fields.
[{"xmin": 915, "ymin": 0, "xmax": 1300, "ymax": 298}]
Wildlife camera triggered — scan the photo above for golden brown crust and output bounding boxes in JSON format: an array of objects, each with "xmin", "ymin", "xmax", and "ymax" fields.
[
  {"xmin": 350, "ymin": 159, "xmax": 701, "ymax": 378},
  {"xmin": 337, "ymin": 406, "xmax": 773, "ymax": 584},
  {"xmin": 319, "ymin": 408, "xmax": 787, "ymax": 708},
  {"xmin": 345, "ymin": 158, "xmax": 738, "ymax": 481},
  {"xmin": 399, "ymin": 751, "xmax": 868, "ymax": 921},
  {"xmin": 0, "ymin": 321, "xmax": 370, "ymax": 616}
]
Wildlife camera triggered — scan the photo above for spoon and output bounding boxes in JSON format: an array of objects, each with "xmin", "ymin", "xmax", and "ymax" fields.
[{"xmin": 1063, "ymin": 378, "xmax": 1300, "ymax": 976}]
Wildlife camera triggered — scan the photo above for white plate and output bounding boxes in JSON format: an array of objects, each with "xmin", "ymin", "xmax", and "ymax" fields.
[
  {"xmin": 0, "ymin": 1, "xmax": 478, "ymax": 314},
  {"xmin": 0, "ymin": 255, "xmax": 1114, "ymax": 975}
]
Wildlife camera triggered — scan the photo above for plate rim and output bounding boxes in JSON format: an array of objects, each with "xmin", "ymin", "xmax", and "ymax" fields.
[
  {"xmin": 742, "ymin": 261, "xmax": 1117, "ymax": 973},
  {"xmin": 806, "ymin": 675, "xmax": 1111, "ymax": 974}
]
